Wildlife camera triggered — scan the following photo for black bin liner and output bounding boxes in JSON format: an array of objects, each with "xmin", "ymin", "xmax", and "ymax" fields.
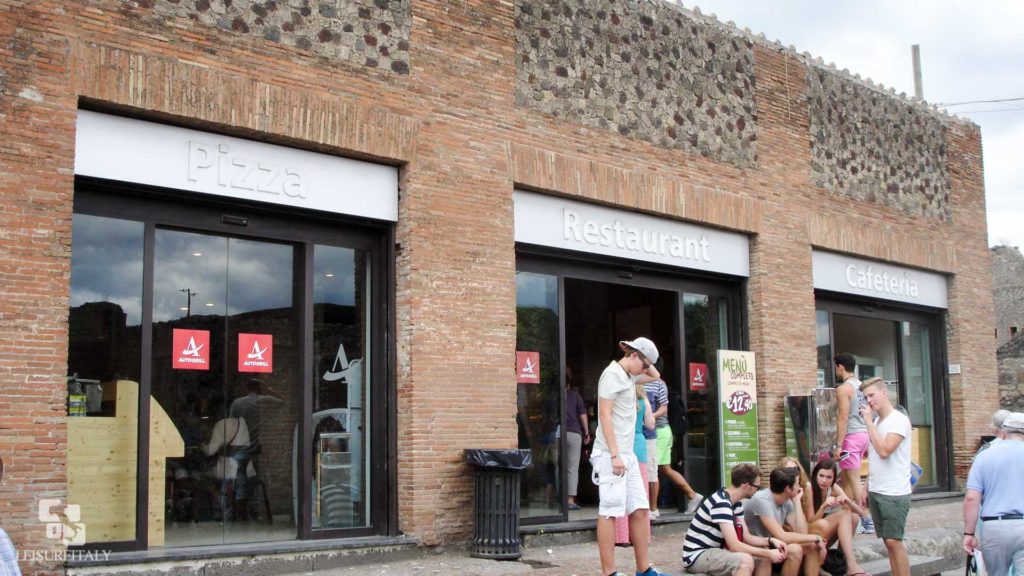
[{"xmin": 464, "ymin": 449, "xmax": 532, "ymax": 560}]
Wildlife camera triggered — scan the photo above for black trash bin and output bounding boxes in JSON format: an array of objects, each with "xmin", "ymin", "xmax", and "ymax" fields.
[{"xmin": 463, "ymin": 448, "xmax": 532, "ymax": 560}]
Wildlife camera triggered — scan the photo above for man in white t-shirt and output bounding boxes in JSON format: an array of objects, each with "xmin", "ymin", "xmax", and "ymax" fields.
[
  {"xmin": 859, "ymin": 376, "xmax": 913, "ymax": 576},
  {"xmin": 591, "ymin": 337, "xmax": 664, "ymax": 576}
]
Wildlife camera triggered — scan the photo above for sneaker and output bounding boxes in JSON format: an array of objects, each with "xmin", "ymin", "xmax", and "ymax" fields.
[
  {"xmin": 637, "ymin": 566, "xmax": 664, "ymax": 576},
  {"xmin": 649, "ymin": 509, "xmax": 660, "ymax": 520},
  {"xmin": 684, "ymin": 493, "xmax": 703, "ymax": 515},
  {"xmin": 858, "ymin": 516, "xmax": 875, "ymax": 534}
]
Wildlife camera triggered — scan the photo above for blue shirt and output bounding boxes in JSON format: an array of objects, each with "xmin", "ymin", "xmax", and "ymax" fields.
[
  {"xmin": 966, "ymin": 438, "xmax": 1024, "ymax": 518},
  {"xmin": 633, "ymin": 400, "xmax": 648, "ymax": 462},
  {"xmin": 0, "ymin": 528, "xmax": 20, "ymax": 576}
]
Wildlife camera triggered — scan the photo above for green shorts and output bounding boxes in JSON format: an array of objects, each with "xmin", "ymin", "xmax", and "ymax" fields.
[
  {"xmin": 656, "ymin": 426, "xmax": 674, "ymax": 465},
  {"xmin": 868, "ymin": 491, "xmax": 911, "ymax": 540}
]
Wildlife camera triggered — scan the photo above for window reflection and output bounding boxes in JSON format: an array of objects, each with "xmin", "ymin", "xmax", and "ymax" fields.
[
  {"xmin": 67, "ymin": 214, "xmax": 145, "ymax": 544},
  {"xmin": 312, "ymin": 245, "xmax": 370, "ymax": 529},
  {"xmin": 515, "ymin": 271, "xmax": 561, "ymax": 519}
]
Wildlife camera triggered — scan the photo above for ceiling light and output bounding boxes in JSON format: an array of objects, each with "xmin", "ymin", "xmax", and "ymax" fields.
[{"xmin": 325, "ymin": 273, "xmax": 335, "ymax": 278}]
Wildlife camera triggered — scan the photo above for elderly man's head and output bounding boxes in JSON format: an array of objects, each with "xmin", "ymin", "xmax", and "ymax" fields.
[
  {"xmin": 992, "ymin": 409, "xmax": 1011, "ymax": 438},
  {"xmin": 1002, "ymin": 412, "xmax": 1024, "ymax": 438}
]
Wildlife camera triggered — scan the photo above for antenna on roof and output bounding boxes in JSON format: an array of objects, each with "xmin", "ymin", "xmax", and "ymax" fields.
[{"xmin": 912, "ymin": 44, "xmax": 924, "ymax": 99}]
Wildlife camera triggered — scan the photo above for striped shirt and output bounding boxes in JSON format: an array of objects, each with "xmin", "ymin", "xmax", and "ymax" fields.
[
  {"xmin": 644, "ymin": 380, "xmax": 669, "ymax": 428},
  {"xmin": 682, "ymin": 488, "xmax": 742, "ymax": 566}
]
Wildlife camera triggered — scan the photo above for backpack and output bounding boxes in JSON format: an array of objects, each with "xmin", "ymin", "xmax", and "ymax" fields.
[{"xmin": 667, "ymin": 388, "xmax": 688, "ymax": 436}]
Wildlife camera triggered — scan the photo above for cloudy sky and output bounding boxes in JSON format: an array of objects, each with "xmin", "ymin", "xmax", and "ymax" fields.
[{"xmin": 689, "ymin": 0, "xmax": 1024, "ymax": 249}]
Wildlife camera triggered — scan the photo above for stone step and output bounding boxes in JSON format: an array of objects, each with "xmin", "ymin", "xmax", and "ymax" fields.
[
  {"xmin": 656, "ymin": 554, "xmax": 960, "ymax": 576},
  {"xmin": 859, "ymin": 554, "xmax": 962, "ymax": 576}
]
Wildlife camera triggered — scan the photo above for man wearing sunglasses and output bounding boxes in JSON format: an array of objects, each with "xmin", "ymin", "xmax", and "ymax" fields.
[
  {"xmin": 683, "ymin": 463, "xmax": 786, "ymax": 576},
  {"xmin": 591, "ymin": 337, "xmax": 664, "ymax": 576}
]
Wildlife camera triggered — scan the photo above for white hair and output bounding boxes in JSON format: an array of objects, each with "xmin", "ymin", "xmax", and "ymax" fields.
[{"xmin": 992, "ymin": 409, "xmax": 1011, "ymax": 430}]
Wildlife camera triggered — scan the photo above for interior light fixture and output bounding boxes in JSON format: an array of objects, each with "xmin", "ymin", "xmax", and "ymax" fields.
[
  {"xmin": 325, "ymin": 273, "xmax": 335, "ymax": 278},
  {"xmin": 192, "ymin": 252, "xmax": 203, "ymax": 257},
  {"xmin": 179, "ymin": 306, "xmax": 189, "ymax": 311},
  {"xmin": 204, "ymin": 302, "xmax": 215, "ymax": 307}
]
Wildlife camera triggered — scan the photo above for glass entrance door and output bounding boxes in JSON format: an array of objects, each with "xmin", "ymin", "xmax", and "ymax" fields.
[
  {"xmin": 154, "ymin": 229, "xmax": 299, "ymax": 546},
  {"xmin": 815, "ymin": 302, "xmax": 947, "ymax": 491}
]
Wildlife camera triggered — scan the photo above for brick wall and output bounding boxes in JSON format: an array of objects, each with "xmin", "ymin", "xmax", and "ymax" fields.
[{"xmin": 0, "ymin": 0, "xmax": 995, "ymax": 572}]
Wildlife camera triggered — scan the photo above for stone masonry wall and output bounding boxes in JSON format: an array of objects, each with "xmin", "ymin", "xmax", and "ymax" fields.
[
  {"xmin": 807, "ymin": 65, "xmax": 951, "ymax": 220},
  {"xmin": 515, "ymin": 0, "xmax": 758, "ymax": 168},
  {"xmin": 991, "ymin": 245, "xmax": 1024, "ymax": 346},
  {"xmin": 129, "ymin": 0, "xmax": 411, "ymax": 73},
  {"xmin": 997, "ymin": 337, "xmax": 1024, "ymax": 412}
]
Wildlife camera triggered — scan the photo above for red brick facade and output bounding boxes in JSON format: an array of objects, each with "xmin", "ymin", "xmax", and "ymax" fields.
[{"xmin": 0, "ymin": 1, "xmax": 994, "ymax": 573}]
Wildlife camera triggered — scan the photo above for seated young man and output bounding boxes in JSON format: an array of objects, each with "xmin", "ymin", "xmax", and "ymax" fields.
[
  {"xmin": 682, "ymin": 464, "xmax": 786, "ymax": 576},
  {"xmin": 744, "ymin": 468, "xmax": 827, "ymax": 576}
]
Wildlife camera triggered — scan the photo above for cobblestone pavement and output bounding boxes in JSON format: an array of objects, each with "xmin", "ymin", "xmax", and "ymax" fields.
[{"xmin": 284, "ymin": 498, "xmax": 963, "ymax": 576}]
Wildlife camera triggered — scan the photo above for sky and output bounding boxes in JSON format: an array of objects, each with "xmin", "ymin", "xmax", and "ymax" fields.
[{"xmin": 688, "ymin": 0, "xmax": 1024, "ymax": 249}]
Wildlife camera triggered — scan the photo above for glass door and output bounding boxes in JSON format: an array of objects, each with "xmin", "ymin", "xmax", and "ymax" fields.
[
  {"xmin": 515, "ymin": 271, "xmax": 561, "ymax": 520},
  {"xmin": 154, "ymin": 229, "xmax": 299, "ymax": 546},
  {"xmin": 814, "ymin": 299, "xmax": 949, "ymax": 491},
  {"xmin": 899, "ymin": 321, "xmax": 937, "ymax": 487}
]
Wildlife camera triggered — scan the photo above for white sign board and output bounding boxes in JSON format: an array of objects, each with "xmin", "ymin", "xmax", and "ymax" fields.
[
  {"xmin": 75, "ymin": 111, "xmax": 398, "ymax": 222},
  {"xmin": 513, "ymin": 190, "xmax": 749, "ymax": 276},
  {"xmin": 812, "ymin": 250, "xmax": 948, "ymax": 308}
]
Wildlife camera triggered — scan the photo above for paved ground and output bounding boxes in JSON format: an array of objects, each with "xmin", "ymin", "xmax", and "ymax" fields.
[{"xmin": 283, "ymin": 498, "xmax": 964, "ymax": 576}]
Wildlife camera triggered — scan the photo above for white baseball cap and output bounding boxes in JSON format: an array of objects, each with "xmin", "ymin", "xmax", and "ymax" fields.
[
  {"xmin": 619, "ymin": 337, "xmax": 659, "ymax": 365},
  {"xmin": 1002, "ymin": 412, "xmax": 1024, "ymax": 431}
]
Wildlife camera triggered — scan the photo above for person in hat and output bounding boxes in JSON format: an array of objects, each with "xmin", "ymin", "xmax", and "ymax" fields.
[
  {"xmin": 591, "ymin": 337, "xmax": 664, "ymax": 576},
  {"xmin": 963, "ymin": 411, "xmax": 1024, "ymax": 576}
]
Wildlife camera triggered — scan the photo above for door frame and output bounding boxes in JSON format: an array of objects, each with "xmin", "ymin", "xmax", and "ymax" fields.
[
  {"xmin": 814, "ymin": 292, "xmax": 952, "ymax": 492},
  {"xmin": 515, "ymin": 247, "xmax": 746, "ymax": 523},
  {"xmin": 71, "ymin": 179, "xmax": 395, "ymax": 550}
]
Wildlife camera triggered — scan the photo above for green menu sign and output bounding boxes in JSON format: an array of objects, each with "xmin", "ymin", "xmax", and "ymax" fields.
[{"xmin": 718, "ymin": 350, "xmax": 760, "ymax": 481}]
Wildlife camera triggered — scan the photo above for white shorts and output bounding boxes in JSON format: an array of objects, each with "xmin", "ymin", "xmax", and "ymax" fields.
[
  {"xmin": 590, "ymin": 449, "xmax": 649, "ymax": 518},
  {"xmin": 646, "ymin": 439, "xmax": 658, "ymax": 480}
]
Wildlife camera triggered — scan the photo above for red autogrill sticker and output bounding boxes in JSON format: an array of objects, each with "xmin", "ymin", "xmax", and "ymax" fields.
[
  {"xmin": 238, "ymin": 333, "xmax": 273, "ymax": 373},
  {"xmin": 173, "ymin": 329, "xmax": 210, "ymax": 370},
  {"xmin": 516, "ymin": 351, "xmax": 540, "ymax": 384},
  {"xmin": 689, "ymin": 362, "xmax": 709, "ymax": 391}
]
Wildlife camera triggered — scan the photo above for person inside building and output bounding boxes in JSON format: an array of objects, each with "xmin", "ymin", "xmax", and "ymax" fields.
[
  {"xmin": 859, "ymin": 376, "xmax": 913, "ymax": 576},
  {"xmin": 682, "ymin": 463, "xmax": 785, "ymax": 576},
  {"xmin": 963, "ymin": 411, "xmax": 1024, "ymax": 576},
  {"xmin": 802, "ymin": 458, "xmax": 868, "ymax": 576},
  {"xmin": 565, "ymin": 366, "xmax": 589, "ymax": 511},
  {"xmin": 644, "ymin": 366, "xmax": 702, "ymax": 517},
  {"xmin": 591, "ymin": 337, "xmax": 664, "ymax": 576},
  {"xmin": 832, "ymin": 353, "xmax": 871, "ymax": 534},
  {"xmin": 744, "ymin": 467, "xmax": 826, "ymax": 576}
]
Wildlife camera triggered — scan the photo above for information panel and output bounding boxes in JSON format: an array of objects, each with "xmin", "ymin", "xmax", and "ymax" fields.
[{"xmin": 717, "ymin": 350, "xmax": 759, "ymax": 481}]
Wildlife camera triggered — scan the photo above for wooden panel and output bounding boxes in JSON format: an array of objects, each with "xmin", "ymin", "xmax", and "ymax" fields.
[{"xmin": 67, "ymin": 380, "xmax": 184, "ymax": 546}]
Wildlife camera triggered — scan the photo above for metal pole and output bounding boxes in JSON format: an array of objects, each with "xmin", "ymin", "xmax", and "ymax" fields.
[{"xmin": 912, "ymin": 44, "xmax": 923, "ymax": 99}]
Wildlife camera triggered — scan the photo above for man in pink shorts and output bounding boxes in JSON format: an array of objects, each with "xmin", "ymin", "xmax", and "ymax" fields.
[{"xmin": 833, "ymin": 353, "xmax": 872, "ymax": 533}]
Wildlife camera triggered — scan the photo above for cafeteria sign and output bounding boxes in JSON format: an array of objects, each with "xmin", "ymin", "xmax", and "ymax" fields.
[{"xmin": 717, "ymin": 350, "xmax": 759, "ymax": 482}]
